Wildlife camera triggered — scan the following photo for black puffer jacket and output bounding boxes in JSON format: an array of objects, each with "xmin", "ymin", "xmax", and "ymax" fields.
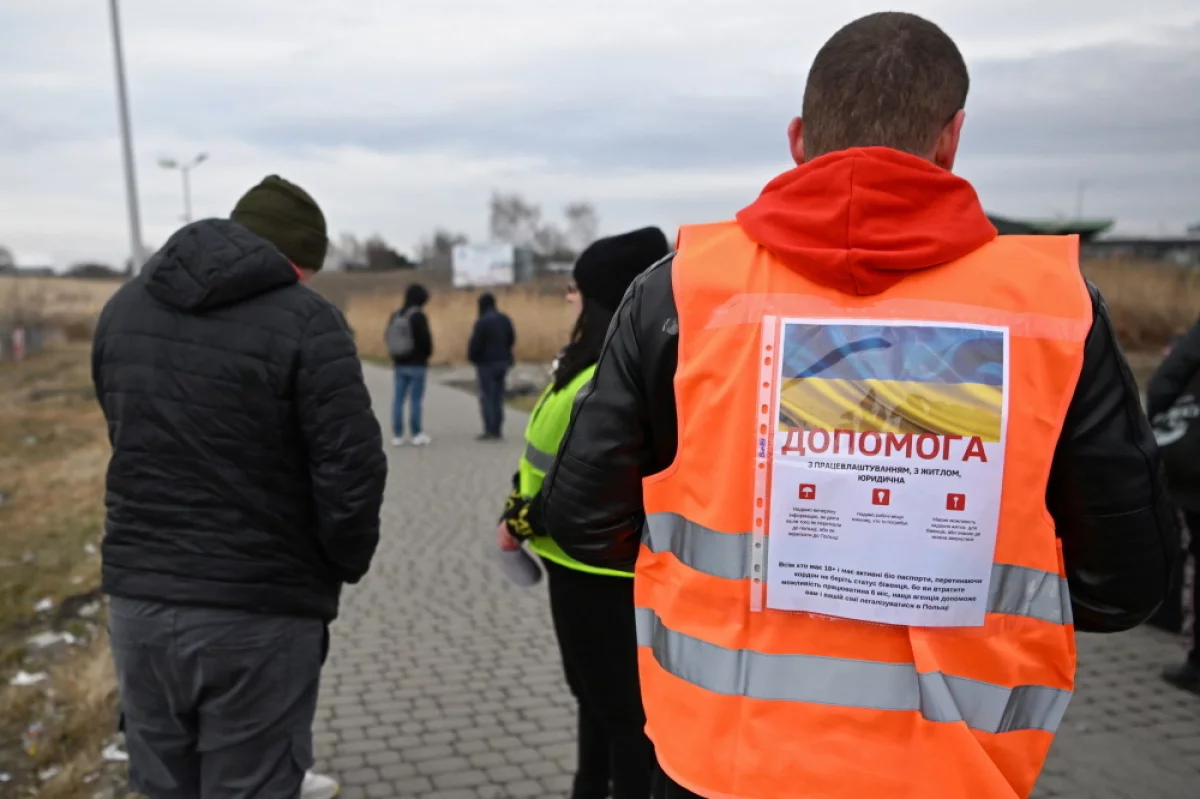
[
  {"xmin": 93, "ymin": 220, "xmax": 387, "ymax": 621},
  {"xmin": 541, "ymin": 254, "xmax": 1179, "ymax": 634}
]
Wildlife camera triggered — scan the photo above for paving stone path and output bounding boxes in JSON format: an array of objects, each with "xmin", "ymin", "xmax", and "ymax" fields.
[{"xmin": 312, "ymin": 364, "xmax": 1200, "ymax": 799}]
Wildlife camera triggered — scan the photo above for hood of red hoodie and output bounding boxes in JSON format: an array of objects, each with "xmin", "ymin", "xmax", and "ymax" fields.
[{"xmin": 736, "ymin": 147, "xmax": 997, "ymax": 296}]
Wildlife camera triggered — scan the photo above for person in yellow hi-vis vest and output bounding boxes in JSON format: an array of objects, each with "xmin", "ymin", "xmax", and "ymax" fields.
[{"xmin": 496, "ymin": 227, "xmax": 669, "ymax": 799}]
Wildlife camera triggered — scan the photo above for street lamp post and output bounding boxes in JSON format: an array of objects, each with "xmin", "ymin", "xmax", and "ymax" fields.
[
  {"xmin": 1075, "ymin": 180, "xmax": 1091, "ymax": 221},
  {"xmin": 159, "ymin": 154, "xmax": 209, "ymax": 223},
  {"xmin": 107, "ymin": 0, "xmax": 145, "ymax": 272}
]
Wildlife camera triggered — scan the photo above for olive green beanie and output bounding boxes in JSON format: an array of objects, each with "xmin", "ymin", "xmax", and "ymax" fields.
[{"xmin": 230, "ymin": 175, "xmax": 328, "ymax": 272}]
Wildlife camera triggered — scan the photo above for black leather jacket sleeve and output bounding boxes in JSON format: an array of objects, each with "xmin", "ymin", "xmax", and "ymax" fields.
[
  {"xmin": 541, "ymin": 259, "xmax": 1178, "ymax": 631},
  {"xmin": 1046, "ymin": 286, "xmax": 1178, "ymax": 632},
  {"xmin": 541, "ymin": 256, "xmax": 678, "ymax": 572},
  {"xmin": 1146, "ymin": 317, "xmax": 1200, "ymax": 419}
]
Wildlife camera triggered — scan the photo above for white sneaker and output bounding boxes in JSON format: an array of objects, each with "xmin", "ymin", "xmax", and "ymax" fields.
[
  {"xmin": 301, "ymin": 771, "xmax": 340, "ymax": 799},
  {"xmin": 391, "ymin": 436, "xmax": 407, "ymax": 447},
  {"xmin": 411, "ymin": 433, "xmax": 432, "ymax": 447}
]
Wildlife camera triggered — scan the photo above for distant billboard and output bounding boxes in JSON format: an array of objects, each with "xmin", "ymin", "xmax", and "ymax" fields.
[{"xmin": 452, "ymin": 243, "xmax": 515, "ymax": 288}]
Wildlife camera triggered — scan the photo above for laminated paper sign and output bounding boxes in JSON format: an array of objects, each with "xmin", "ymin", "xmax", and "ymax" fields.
[{"xmin": 764, "ymin": 319, "xmax": 1010, "ymax": 627}]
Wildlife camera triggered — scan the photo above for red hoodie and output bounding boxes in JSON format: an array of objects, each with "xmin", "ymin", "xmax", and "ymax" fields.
[{"xmin": 736, "ymin": 147, "xmax": 997, "ymax": 296}]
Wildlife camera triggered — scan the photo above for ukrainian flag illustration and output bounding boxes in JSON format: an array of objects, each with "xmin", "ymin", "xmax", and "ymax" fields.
[{"xmin": 777, "ymin": 323, "xmax": 1004, "ymax": 442}]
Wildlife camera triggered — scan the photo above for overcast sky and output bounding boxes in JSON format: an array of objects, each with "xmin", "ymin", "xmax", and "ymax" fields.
[{"xmin": 1, "ymin": 0, "xmax": 1198, "ymax": 266}]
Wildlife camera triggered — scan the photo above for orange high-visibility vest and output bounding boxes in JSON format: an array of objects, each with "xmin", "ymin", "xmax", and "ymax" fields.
[{"xmin": 636, "ymin": 222, "xmax": 1092, "ymax": 799}]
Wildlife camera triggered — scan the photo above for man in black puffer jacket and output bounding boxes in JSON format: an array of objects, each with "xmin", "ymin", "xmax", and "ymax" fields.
[{"xmin": 93, "ymin": 175, "xmax": 386, "ymax": 799}]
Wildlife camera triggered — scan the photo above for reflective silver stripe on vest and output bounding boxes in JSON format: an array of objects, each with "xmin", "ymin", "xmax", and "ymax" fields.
[
  {"xmin": 522, "ymin": 441, "xmax": 557, "ymax": 473},
  {"xmin": 634, "ymin": 607, "xmax": 1072, "ymax": 734},
  {"xmin": 644, "ymin": 513, "xmax": 1071, "ymax": 625},
  {"xmin": 987, "ymin": 563, "xmax": 1073, "ymax": 626}
]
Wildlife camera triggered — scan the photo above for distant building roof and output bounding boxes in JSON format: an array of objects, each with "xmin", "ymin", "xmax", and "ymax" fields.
[{"xmin": 987, "ymin": 215, "xmax": 1115, "ymax": 241}]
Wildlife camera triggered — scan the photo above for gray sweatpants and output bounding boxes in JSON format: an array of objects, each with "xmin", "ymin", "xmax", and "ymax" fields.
[{"xmin": 108, "ymin": 597, "xmax": 326, "ymax": 799}]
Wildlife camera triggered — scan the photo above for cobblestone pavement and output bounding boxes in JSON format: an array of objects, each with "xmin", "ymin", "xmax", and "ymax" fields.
[{"xmin": 313, "ymin": 365, "xmax": 1200, "ymax": 799}]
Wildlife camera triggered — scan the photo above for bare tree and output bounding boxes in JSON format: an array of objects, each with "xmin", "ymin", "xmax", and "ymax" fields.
[
  {"xmin": 363, "ymin": 235, "xmax": 414, "ymax": 270},
  {"xmin": 489, "ymin": 192, "xmax": 542, "ymax": 248},
  {"xmin": 416, "ymin": 229, "xmax": 469, "ymax": 272},
  {"xmin": 564, "ymin": 202, "xmax": 599, "ymax": 254}
]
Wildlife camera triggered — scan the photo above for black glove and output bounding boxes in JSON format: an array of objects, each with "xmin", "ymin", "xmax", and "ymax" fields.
[{"xmin": 507, "ymin": 499, "xmax": 535, "ymax": 541}]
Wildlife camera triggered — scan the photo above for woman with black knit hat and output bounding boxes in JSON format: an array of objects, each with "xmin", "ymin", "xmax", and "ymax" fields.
[{"xmin": 496, "ymin": 226, "xmax": 670, "ymax": 799}]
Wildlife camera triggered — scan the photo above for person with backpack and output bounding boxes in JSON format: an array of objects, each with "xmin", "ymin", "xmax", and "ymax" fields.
[
  {"xmin": 1149, "ymin": 317, "xmax": 1200, "ymax": 696},
  {"xmin": 498, "ymin": 227, "xmax": 670, "ymax": 799},
  {"xmin": 386, "ymin": 283, "xmax": 434, "ymax": 446},
  {"xmin": 468, "ymin": 292, "xmax": 516, "ymax": 440}
]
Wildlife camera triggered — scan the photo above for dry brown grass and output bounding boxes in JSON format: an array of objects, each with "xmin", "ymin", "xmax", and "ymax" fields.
[
  {"xmin": 0, "ymin": 345, "xmax": 127, "ymax": 797},
  {"xmin": 346, "ymin": 282, "xmax": 578, "ymax": 365},
  {"xmin": 335, "ymin": 259, "xmax": 1200, "ymax": 367},
  {"xmin": 8, "ymin": 257, "xmax": 1188, "ymax": 369},
  {"xmin": 1081, "ymin": 259, "xmax": 1200, "ymax": 350},
  {"xmin": 0, "ymin": 276, "xmax": 121, "ymax": 327}
]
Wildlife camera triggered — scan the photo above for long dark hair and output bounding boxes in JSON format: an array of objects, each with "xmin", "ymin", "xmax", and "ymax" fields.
[{"xmin": 552, "ymin": 296, "xmax": 613, "ymax": 392}]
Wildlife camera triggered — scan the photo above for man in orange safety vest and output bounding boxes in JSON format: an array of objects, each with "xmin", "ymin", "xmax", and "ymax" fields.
[{"xmin": 541, "ymin": 11, "xmax": 1177, "ymax": 799}]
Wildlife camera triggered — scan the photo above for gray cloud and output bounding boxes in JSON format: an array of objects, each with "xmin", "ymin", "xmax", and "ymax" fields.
[
  {"xmin": 160, "ymin": 25, "xmax": 1198, "ymax": 176},
  {"xmin": 1, "ymin": 1, "xmax": 1198, "ymax": 262}
]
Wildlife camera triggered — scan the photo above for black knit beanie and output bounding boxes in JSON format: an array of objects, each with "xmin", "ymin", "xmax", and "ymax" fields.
[
  {"xmin": 573, "ymin": 226, "xmax": 670, "ymax": 312},
  {"xmin": 230, "ymin": 175, "xmax": 328, "ymax": 272}
]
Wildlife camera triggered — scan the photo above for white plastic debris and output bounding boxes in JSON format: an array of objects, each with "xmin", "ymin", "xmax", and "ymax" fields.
[
  {"xmin": 33, "ymin": 597, "xmax": 55, "ymax": 613},
  {"xmin": 79, "ymin": 600, "xmax": 102, "ymax": 618},
  {"xmin": 102, "ymin": 742, "xmax": 130, "ymax": 763},
  {"xmin": 10, "ymin": 670, "xmax": 48, "ymax": 686},
  {"xmin": 39, "ymin": 766, "xmax": 61, "ymax": 782},
  {"xmin": 27, "ymin": 631, "xmax": 77, "ymax": 649},
  {"xmin": 84, "ymin": 542, "xmax": 98, "ymax": 556},
  {"xmin": 0, "ymin": 772, "xmax": 12, "ymax": 783}
]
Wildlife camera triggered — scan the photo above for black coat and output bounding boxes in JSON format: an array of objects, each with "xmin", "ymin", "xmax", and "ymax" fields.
[
  {"xmin": 541, "ymin": 254, "xmax": 1179, "ymax": 634},
  {"xmin": 93, "ymin": 220, "xmax": 387, "ymax": 621},
  {"xmin": 391, "ymin": 284, "xmax": 433, "ymax": 367},
  {"xmin": 1147, "ymin": 317, "xmax": 1200, "ymax": 511},
  {"xmin": 468, "ymin": 309, "xmax": 516, "ymax": 366}
]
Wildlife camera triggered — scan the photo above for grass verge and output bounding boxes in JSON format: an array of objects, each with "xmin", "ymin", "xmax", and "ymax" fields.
[{"xmin": 0, "ymin": 345, "xmax": 132, "ymax": 798}]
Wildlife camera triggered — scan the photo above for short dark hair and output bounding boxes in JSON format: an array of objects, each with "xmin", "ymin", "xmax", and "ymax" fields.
[{"xmin": 801, "ymin": 12, "xmax": 969, "ymax": 159}]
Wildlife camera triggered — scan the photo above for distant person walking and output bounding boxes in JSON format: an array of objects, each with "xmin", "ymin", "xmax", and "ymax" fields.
[
  {"xmin": 1149, "ymin": 316, "xmax": 1200, "ymax": 696},
  {"xmin": 92, "ymin": 175, "xmax": 387, "ymax": 799},
  {"xmin": 498, "ymin": 227, "xmax": 669, "ymax": 799},
  {"xmin": 387, "ymin": 283, "xmax": 434, "ymax": 446},
  {"xmin": 468, "ymin": 292, "xmax": 515, "ymax": 440}
]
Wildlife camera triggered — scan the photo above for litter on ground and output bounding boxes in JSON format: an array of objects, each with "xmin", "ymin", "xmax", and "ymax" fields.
[{"xmin": 9, "ymin": 670, "xmax": 48, "ymax": 686}]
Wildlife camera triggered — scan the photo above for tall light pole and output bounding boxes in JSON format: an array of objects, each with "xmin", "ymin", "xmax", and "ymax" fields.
[
  {"xmin": 1075, "ymin": 180, "xmax": 1091, "ymax": 221},
  {"xmin": 159, "ymin": 154, "xmax": 209, "ymax": 223},
  {"xmin": 107, "ymin": 0, "xmax": 145, "ymax": 272}
]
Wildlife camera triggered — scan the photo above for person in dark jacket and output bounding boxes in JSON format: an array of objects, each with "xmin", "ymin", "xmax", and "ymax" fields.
[
  {"xmin": 390, "ymin": 283, "xmax": 434, "ymax": 446},
  {"xmin": 92, "ymin": 175, "xmax": 387, "ymax": 799},
  {"xmin": 1148, "ymin": 317, "xmax": 1200, "ymax": 695},
  {"xmin": 468, "ymin": 292, "xmax": 516, "ymax": 440},
  {"xmin": 498, "ymin": 227, "xmax": 669, "ymax": 799}
]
